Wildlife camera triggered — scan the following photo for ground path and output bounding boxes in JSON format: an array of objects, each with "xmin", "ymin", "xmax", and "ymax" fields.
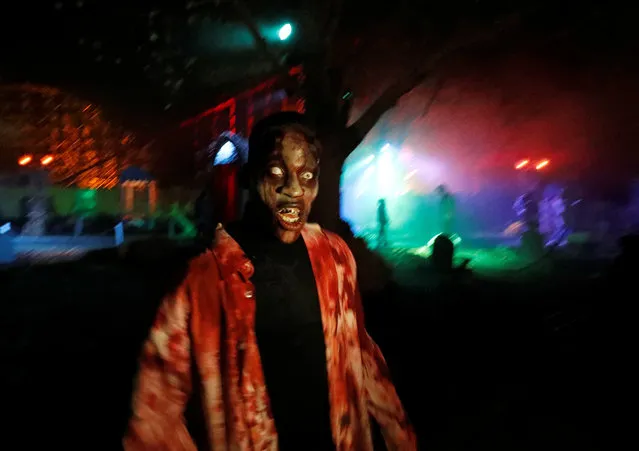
[{"xmin": 2, "ymin": 242, "xmax": 617, "ymax": 450}]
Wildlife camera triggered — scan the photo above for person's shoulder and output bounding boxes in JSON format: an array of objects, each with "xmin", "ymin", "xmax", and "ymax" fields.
[
  {"xmin": 306, "ymin": 223, "xmax": 356, "ymax": 264},
  {"xmin": 324, "ymin": 228, "xmax": 349, "ymax": 249},
  {"xmin": 305, "ymin": 222, "xmax": 343, "ymax": 245},
  {"xmin": 184, "ymin": 246, "xmax": 221, "ymax": 282}
]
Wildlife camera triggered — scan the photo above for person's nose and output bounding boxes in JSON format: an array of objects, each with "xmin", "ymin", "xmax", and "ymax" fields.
[{"xmin": 282, "ymin": 173, "xmax": 303, "ymax": 198}]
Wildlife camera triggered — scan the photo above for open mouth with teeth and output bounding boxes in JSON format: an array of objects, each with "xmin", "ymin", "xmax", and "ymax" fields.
[{"xmin": 275, "ymin": 206, "xmax": 304, "ymax": 229}]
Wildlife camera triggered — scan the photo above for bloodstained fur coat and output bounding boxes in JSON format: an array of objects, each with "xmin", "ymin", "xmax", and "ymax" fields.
[{"xmin": 124, "ymin": 223, "xmax": 417, "ymax": 450}]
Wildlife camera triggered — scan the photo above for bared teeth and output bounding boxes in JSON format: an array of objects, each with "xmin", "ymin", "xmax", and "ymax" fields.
[
  {"xmin": 278, "ymin": 207, "xmax": 300, "ymax": 216},
  {"xmin": 277, "ymin": 207, "xmax": 301, "ymax": 224}
]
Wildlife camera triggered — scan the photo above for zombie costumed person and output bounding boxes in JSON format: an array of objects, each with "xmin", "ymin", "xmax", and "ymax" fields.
[
  {"xmin": 513, "ymin": 190, "xmax": 548, "ymax": 257},
  {"xmin": 540, "ymin": 184, "xmax": 567, "ymax": 246},
  {"xmin": 435, "ymin": 184, "xmax": 455, "ymax": 236},
  {"xmin": 377, "ymin": 198, "xmax": 389, "ymax": 248},
  {"xmin": 550, "ymin": 190, "xmax": 568, "ymax": 245},
  {"xmin": 561, "ymin": 186, "xmax": 583, "ymax": 237},
  {"xmin": 513, "ymin": 192, "xmax": 540, "ymax": 234},
  {"xmin": 124, "ymin": 112, "xmax": 416, "ymax": 451}
]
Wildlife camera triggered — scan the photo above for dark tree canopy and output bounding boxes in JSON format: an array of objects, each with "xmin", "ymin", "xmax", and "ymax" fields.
[
  {"xmin": 1, "ymin": 0, "xmax": 637, "ymax": 221},
  {"xmin": 0, "ymin": 85, "xmax": 148, "ymax": 187},
  {"xmin": 3, "ymin": 0, "xmax": 631, "ymax": 123}
]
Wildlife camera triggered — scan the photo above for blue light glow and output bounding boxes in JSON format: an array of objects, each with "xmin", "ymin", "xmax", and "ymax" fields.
[{"xmin": 214, "ymin": 141, "xmax": 237, "ymax": 166}]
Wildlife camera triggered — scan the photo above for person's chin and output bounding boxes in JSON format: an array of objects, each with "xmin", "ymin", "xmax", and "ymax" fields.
[
  {"xmin": 273, "ymin": 208, "xmax": 304, "ymax": 228},
  {"xmin": 275, "ymin": 229, "xmax": 302, "ymax": 243},
  {"xmin": 273, "ymin": 217, "xmax": 306, "ymax": 243}
]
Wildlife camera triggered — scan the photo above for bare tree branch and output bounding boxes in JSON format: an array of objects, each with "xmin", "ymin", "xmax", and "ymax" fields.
[
  {"xmin": 56, "ymin": 139, "xmax": 153, "ymax": 187},
  {"xmin": 344, "ymin": 12, "xmax": 531, "ymax": 151},
  {"xmin": 343, "ymin": 0, "xmax": 603, "ymax": 149},
  {"xmin": 323, "ymin": 0, "xmax": 344, "ymax": 49},
  {"xmin": 57, "ymin": 156, "xmax": 115, "ymax": 186},
  {"xmin": 422, "ymin": 78, "xmax": 445, "ymax": 117},
  {"xmin": 228, "ymin": 1, "xmax": 594, "ymax": 165}
]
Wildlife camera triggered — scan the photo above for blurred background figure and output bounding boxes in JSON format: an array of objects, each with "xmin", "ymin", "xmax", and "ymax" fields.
[
  {"xmin": 377, "ymin": 198, "xmax": 389, "ymax": 249},
  {"xmin": 540, "ymin": 183, "xmax": 567, "ymax": 246},
  {"xmin": 435, "ymin": 184, "xmax": 455, "ymax": 237}
]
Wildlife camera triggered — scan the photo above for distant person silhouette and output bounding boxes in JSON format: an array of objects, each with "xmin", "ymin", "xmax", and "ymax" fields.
[
  {"xmin": 431, "ymin": 233, "xmax": 454, "ymax": 271},
  {"xmin": 435, "ymin": 184, "xmax": 455, "ymax": 236},
  {"xmin": 377, "ymin": 198, "xmax": 389, "ymax": 248}
]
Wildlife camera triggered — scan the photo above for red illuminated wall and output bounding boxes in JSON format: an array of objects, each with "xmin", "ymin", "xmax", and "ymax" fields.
[
  {"xmin": 182, "ymin": 66, "xmax": 305, "ymax": 224},
  {"xmin": 180, "ymin": 66, "xmax": 304, "ymax": 149}
]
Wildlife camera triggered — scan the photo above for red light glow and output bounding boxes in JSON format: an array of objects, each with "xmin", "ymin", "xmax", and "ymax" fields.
[
  {"xmin": 535, "ymin": 159, "xmax": 549, "ymax": 170},
  {"xmin": 515, "ymin": 159, "xmax": 529, "ymax": 170},
  {"xmin": 40, "ymin": 155, "xmax": 54, "ymax": 166},
  {"xmin": 18, "ymin": 155, "xmax": 33, "ymax": 166}
]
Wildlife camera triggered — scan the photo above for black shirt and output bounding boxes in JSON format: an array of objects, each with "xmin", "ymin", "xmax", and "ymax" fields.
[{"xmin": 228, "ymin": 223, "xmax": 335, "ymax": 451}]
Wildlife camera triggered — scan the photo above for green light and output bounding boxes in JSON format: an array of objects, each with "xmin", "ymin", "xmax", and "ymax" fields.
[{"xmin": 278, "ymin": 23, "xmax": 292, "ymax": 40}]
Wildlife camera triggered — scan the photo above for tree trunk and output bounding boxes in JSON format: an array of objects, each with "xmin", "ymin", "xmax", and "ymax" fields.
[
  {"xmin": 307, "ymin": 75, "xmax": 431, "ymax": 232},
  {"xmin": 310, "ymin": 144, "xmax": 345, "ymax": 232}
]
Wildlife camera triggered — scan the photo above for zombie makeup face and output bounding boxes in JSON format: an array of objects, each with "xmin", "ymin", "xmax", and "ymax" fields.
[{"xmin": 255, "ymin": 129, "xmax": 320, "ymax": 243}]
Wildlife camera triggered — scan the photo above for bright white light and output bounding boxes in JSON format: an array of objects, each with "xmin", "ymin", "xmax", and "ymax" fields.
[
  {"xmin": 362, "ymin": 154, "xmax": 375, "ymax": 165},
  {"xmin": 355, "ymin": 166, "xmax": 375, "ymax": 199},
  {"xmin": 278, "ymin": 23, "xmax": 292, "ymax": 40},
  {"xmin": 214, "ymin": 141, "xmax": 237, "ymax": 165},
  {"xmin": 410, "ymin": 234, "xmax": 465, "ymax": 259},
  {"xmin": 377, "ymin": 149, "xmax": 395, "ymax": 197},
  {"xmin": 362, "ymin": 165, "xmax": 376, "ymax": 179},
  {"xmin": 381, "ymin": 143, "xmax": 391, "ymax": 152},
  {"xmin": 403, "ymin": 169, "xmax": 417, "ymax": 181},
  {"xmin": 535, "ymin": 159, "xmax": 550, "ymax": 170},
  {"xmin": 426, "ymin": 232, "xmax": 462, "ymax": 248},
  {"xmin": 345, "ymin": 154, "xmax": 375, "ymax": 177}
]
